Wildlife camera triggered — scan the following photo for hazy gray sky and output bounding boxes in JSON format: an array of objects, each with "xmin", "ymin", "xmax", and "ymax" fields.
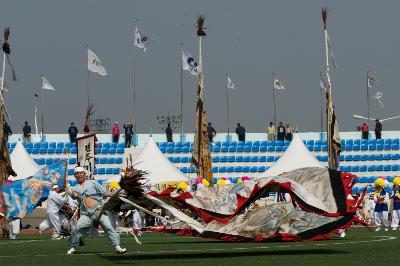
[{"xmin": 1, "ymin": 0, "xmax": 400, "ymax": 134}]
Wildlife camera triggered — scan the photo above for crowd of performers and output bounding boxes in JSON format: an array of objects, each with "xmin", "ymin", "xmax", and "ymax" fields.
[{"xmin": 362, "ymin": 176, "xmax": 400, "ymax": 231}]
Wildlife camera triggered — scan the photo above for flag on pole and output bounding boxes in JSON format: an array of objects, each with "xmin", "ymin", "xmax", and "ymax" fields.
[
  {"xmin": 227, "ymin": 75, "xmax": 235, "ymax": 90},
  {"xmin": 320, "ymin": 80, "xmax": 326, "ymax": 92},
  {"xmin": 134, "ymin": 27, "xmax": 151, "ymax": 52},
  {"xmin": 373, "ymin": 91, "xmax": 383, "ymax": 108},
  {"xmin": 88, "ymin": 49, "xmax": 107, "ymax": 76},
  {"xmin": 367, "ymin": 74, "xmax": 376, "ymax": 88},
  {"xmin": 41, "ymin": 75, "xmax": 55, "ymax": 91},
  {"xmin": 274, "ymin": 78, "xmax": 285, "ymax": 90},
  {"xmin": 182, "ymin": 49, "xmax": 198, "ymax": 75}
]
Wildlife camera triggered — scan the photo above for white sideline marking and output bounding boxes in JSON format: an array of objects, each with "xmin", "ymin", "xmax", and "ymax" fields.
[
  {"xmin": 0, "ymin": 235, "xmax": 396, "ymax": 258},
  {"xmin": 0, "ymin": 239, "xmax": 45, "ymax": 245}
]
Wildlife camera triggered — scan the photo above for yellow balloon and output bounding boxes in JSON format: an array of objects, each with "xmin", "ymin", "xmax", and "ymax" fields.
[
  {"xmin": 109, "ymin": 182, "xmax": 120, "ymax": 191},
  {"xmin": 237, "ymin": 179, "xmax": 243, "ymax": 184},
  {"xmin": 178, "ymin": 182, "xmax": 189, "ymax": 191},
  {"xmin": 201, "ymin": 179, "xmax": 210, "ymax": 187},
  {"xmin": 393, "ymin": 177, "xmax": 400, "ymax": 185},
  {"xmin": 375, "ymin": 178, "xmax": 385, "ymax": 188},
  {"xmin": 217, "ymin": 179, "xmax": 227, "ymax": 186}
]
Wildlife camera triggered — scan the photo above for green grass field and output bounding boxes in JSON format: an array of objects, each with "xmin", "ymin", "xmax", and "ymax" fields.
[{"xmin": 0, "ymin": 228, "xmax": 399, "ymax": 265}]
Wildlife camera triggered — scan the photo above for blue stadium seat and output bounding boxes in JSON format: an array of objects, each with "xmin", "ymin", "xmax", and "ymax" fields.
[
  {"xmin": 175, "ymin": 142, "xmax": 183, "ymax": 148},
  {"xmin": 267, "ymin": 156, "xmax": 275, "ymax": 162},
  {"xmin": 236, "ymin": 146, "xmax": 243, "ymax": 152},
  {"xmin": 180, "ymin": 167, "xmax": 188, "ymax": 174},
  {"xmin": 267, "ymin": 146, "xmax": 275, "ymax": 152},
  {"xmin": 219, "ymin": 166, "xmax": 226, "ymax": 173},
  {"xmin": 359, "ymin": 165, "xmax": 367, "ymax": 172},
  {"xmin": 228, "ymin": 156, "xmax": 235, "ymax": 163},
  {"xmin": 108, "ymin": 148, "xmax": 116, "ymax": 155},
  {"xmin": 69, "ymin": 158, "xmax": 77, "ymax": 164},
  {"xmin": 226, "ymin": 166, "xmax": 234, "ymax": 173},
  {"xmin": 316, "ymin": 155, "xmax": 322, "ymax": 161},
  {"xmin": 212, "ymin": 166, "xmax": 219, "ymax": 173},
  {"xmin": 259, "ymin": 146, "xmax": 267, "ymax": 152},
  {"xmin": 375, "ymin": 154, "xmax": 383, "ymax": 161},
  {"xmin": 234, "ymin": 166, "xmax": 242, "ymax": 173},
  {"xmin": 392, "ymin": 144, "xmax": 399, "ymax": 151},
  {"xmin": 253, "ymin": 141, "xmax": 260, "ymax": 146},
  {"xmin": 314, "ymin": 145, "xmax": 321, "ymax": 152},
  {"xmin": 340, "ymin": 140, "xmax": 345, "ymax": 147},
  {"xmin": 115, "ymin": 158, "xmax": 123, "ymax": 164},
  {"xmin": 45, "ymin": 158, "xmax": 54, "ymax": 165},
  {"xmin": 257, "ymin": 166, "xmax": 266, "ymax": 172},
  {"xmin": 351, "ymin": 166, "xmax": 360, "ymax": 172},
  {"xmin": 322, "ymin": 145, "xmax": 328, "ymax": 151},
  {"xmin": 384, "ymin": 165, "xmax": 392, "ymax": 171},
  {"xmin": 26, "ymin": 148, "xmax": 32, "ymax": 154},
  {"xmin": 346, "ymin": 139, "xmax": 353, "ymax": 146},
  {"xmin": 182, "ymin": 142, "xmax": 191, "ymax": 147},
  {"xmin": 392, "ymin": 165, "xmax": 400, "ymax": 171},
  {"xmin": 117, "ymin": 143, "xmax": 125, "ymax": 149},
  {"xmin": 384, "ymin": 139, "xmax": 392, "ymax": 145},
  {"xmin": 377, "ymin": 144, "xmax": 384, "ymax": 151},
  {"xmin": 221, "ymin": 146, "xmax": 228, "ymax": 153},
  {"xmin": 361, "ymin": 144, "xmax": 368, "ymax": 151},
  {"xmin": 250, "ymin": 166, "xmax": 257, "ymax": 173},
  {"xmin": 235, "ymin": 156, "xmax": 243, "ymax": 163},
  {"xmin": 212, "ymin": 146, "xmax": 221, "ymax": 153},
  {"xmin": 68, "ymin": 169, "xmax": 74, "ymax": 176},
  {"xmin": 182, "ymin": 147, "xmax": 189, "ymax": 153},
  {"xmin": 368, "ymin": 154, "xmax": 376, "ymax": 161},
  {"xmin": 220, "ymin": 156, "xmax": 227, "ymax": 163},
  {"xmin": 24, "ymin": 142, "xmax": 33, "ymax": 149},
  {"xmin": 94, "ymin": 158, "xmax": 100, "ymax": 164},
  {"xmin": 345, "ymin": 145, "xmax": 353, "ymax": 151},
  {"xmin": 228, "ymin": 146, "xmax": 237, "ymax": 153},
  {"xmin": 113, "ymin": 168, "xmax": 120, "ymax": 174},
  {"xmin": 340, "ymin": 155, "xmax": 344, "ymax": 161},
  {"xmin": 174, "ymin": 147, "xmax": 182, "ymax": 154},
  {"xmin": 392, "ymin": 154, "xmax": 400, "ymax": 160},
  {"xmin": 116, "ymin": 148, "xmax": 124, "ymax": 154},
  {"xmin": 102, "ymin": 143, "xmax": 110, "ymax": 149},
  {"xmin": 100, "ymin": 158, "xmax": 108, "ymax": 164},
  {"xmin": 40, "ymin": 142, "xmax": 48, "ymax": 149},
  {"xmin": 360, "ymin": 155, "xmax": 368, "ymax": 161},
  {"xmin": 353, "ymin": 155, "xmax": 360, "ymax": 161},
  {"xmin": 245, "ymin": 141, "xmax": 253, "ymax": 146},
  {"xmin": 275, "ymin": 146, "xmax": 283, "ymax": 152},
  {"xmin": 383, "ymin": 154, "xmax": 392, "ymax": 160},
  {"xmin": 384, "ymin": 144, "xmax": 392, "ymax": 151},
  {"xmin": 214, "ymin": 141, "xmax": 221, "ymax": 147},
  {"xmin": 242, "ymin": 166, "xmax": 249, "ymax": 172},
  {"xmin": 251, "ymin": 156, "xmax": 258, "ymax": 163},
  {"xmin": 306, "ymin": 140, "xmax": 315, "ymax": 146},
  {"xmin": 259, "ymin": 156, "xmax": 267, "ymax": 162},
  {"xmin": 352, "ymin": 187, "xmax": 359, "ymax": 194},
  {"xmin": 38, "ymin": 158, "xmax": 46, "ymax": 165},
  {"xmin": 274, "ymin": 156, "xmax": 281, "ymax": 161},
  {"xmin": 367, "ymin": 176, "xmax": 375, "ymax": 183},
  {"xmin": 251, "ymin": 146, "xmax": 259, "ymax": 153},
  {"xmin": 47, "ymin": 148, "xmax": 55, "ymax": 154},
  {"xmin": 39, "ymin": 148, "xmax": 47, "ymax": 154},
  {"xmin": 159, "ymin": 147, "xmax": 166, "ymax": 153},
  {"xmin": 48, "ymin": 142, "xmax": 56, "ymax": 148},
  {"xmin": 99, "ymin": 148, "xmax": 107, "ymax": 154},
  {"xmin": 243, "ymin": 156, "xmax": 250, "ymax": 163},
  {"xmin": 33, "ymin": 142, "xmax": 41, "ymax": 148},
  {"xmin": 357, "ymin": 177, "xmax": 366, "ymax": 183},
  {"xmin": 166, "ymin": 147, "xmax": 174, "ymax": 153},
  {"xmin": 261, "ymin": 141, "xmax": 268, "ymax": 146},
  {"xmin": 97, "ymin": 168, "xmax": 105, "ymax": 175},
  {"xmin": 244, "ymin": 146, "xmax": 251, "ymax": 153},
  {"xmin": 345, "ymin": 155, "xmax": 353, "ymax": 161},
  {"xmin": 377, "ymin": 139, "xmax": 384, "ymax": 145},
  {"xmin": 237, "ymin": 141, "xmax": 245, "ymax": 147},
  {"xmin": 375, "ymin": 165, "xmax": 383, "ymax": 171},
  {"xmin": 181, "ymin": 157, "xmax": 189, "ymax": 163},
  {"xmin": 106, "ymin": 168, "xmax": 113, "ymax": 174},
  {"xmin": 353, "ymin": 145, "xmax": 360, "ymax": 151},
  {"xmin": 107, "ymin": 158, "xmax": 115, "ymax": 164},
  {"xmin": 367, "ymin": 165, "xmax": 376, "ymax": 172},
  {"xmin": 354, "ymin": 139, "xmax": 361, "ymax": 145},
  {"xmin": 172, "ymin": 157, "xmax": 180, "ymax": 163}
]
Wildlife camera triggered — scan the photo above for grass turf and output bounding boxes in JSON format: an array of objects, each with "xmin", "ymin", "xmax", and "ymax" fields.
[{"xmin": 0, "ymin": 228, "xmax": 399, "ymax": 265}]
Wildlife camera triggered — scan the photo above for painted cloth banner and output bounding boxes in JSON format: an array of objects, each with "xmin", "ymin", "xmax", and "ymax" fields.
[
  {"xmin": 76, "ymin": 134, "xmax": 96, "ymax": 180},
  {"xmin": 1, "ymin": 159, "xmax": 67, "ymax": 220}
]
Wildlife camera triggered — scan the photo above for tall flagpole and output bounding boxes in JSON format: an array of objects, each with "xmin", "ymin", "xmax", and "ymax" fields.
[
  {"xmin": 133, "ymin": 50, "xmax": 136, "ymax": 132},
  {"xmin": 41, "ymin": 82, "xmax": 44, "ymax": 136},
  {"xmin": 272, "ymin": 73, "xmax": 276, "ymax": 134},
  {"xmin": 366, "ymin": 70, "xmax": 370, "ymax": 137},
  {"xmin": 226, "ymin": 73, "xmax": 230, "ymax": 136},
  {"xmin": 180, "ymin": 42, "xmax": 184, "ymax": 139},
  {"xmin": 86, "ymin": 44, "xmax": 90, "ymax": 109},
  {"xmin": 320, "ymin": 78, "xmax": 323, "ymax": 137}
]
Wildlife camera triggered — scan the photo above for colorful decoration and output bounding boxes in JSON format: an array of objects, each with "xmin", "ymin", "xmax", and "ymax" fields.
[{"xmin": 393, "ymin": 177, "xmax": 400, "ymax": 186}]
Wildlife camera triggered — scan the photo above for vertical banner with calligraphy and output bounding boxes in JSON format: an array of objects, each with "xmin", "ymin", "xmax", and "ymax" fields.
[{"xmin": 76, "ymin": 134, "xmax": 96, "ymax": 180}]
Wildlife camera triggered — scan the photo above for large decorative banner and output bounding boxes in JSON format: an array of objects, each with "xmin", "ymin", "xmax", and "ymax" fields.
[
  {"xmin": 1, "ymin": 159, "xmax": 67, "ymax": 220},
  {"xmin": 76, "ymin": 134, "xmax": 96, "ymax": 180}
]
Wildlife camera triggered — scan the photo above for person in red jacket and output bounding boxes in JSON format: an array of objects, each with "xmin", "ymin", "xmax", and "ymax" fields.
[
  {"xmin": 112, "ymin": 122, "xmax": 120, "ymax": 143},
  {"xmin": 361, "ymin": 122, "xmax": 369, "ymax": 140}
]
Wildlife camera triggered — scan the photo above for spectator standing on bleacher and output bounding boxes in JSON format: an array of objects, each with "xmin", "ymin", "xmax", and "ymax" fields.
[
  {"xmin": 374, "ymin": 119, "xmax": 382, "ymax": 140},
  {"xmin": 165, "ymin": 123, "xmax": 173, "ymax": 142},
  {"xmin": 207, "ymin": 122, "xmax": 217, "ymax": 142},
  {"xmin": 112, "ymin": 122, "xmax": 120, "ymax": 143},
  {"xmin": 22, "ymin": 121, "xmax": 31, "ymax": 143},
  {"xmin": 68, "ymin": 122, "xmax": 78, "ymax": 143},
  {"xmin": 361, "ymin": 122, "xmax": 369, "ymax": 140},
  {"xmin": 235, "ymin": 123, "xmax": 246, "ymax": 142},
  {"xmin": 267, "ymin": 122, "xmax": 275, "ymax": 141},
  {"xmin": 123, "ymin": 122, "xmax": 133, "ymax": 148},
  {"xmin": 277, "ymin": 122, "xmax": 286, "ymax": 142},
  {"xmin": 286, "ymin": 124, "xmax": 293, "ymax": 141},
  {"xmin": 3, "ymin": 122, "xmax": 12, "ymax": 142}
]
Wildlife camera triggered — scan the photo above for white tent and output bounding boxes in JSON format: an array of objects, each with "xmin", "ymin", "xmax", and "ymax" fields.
[
  {"xmin": 259, "ymin": 134, "xmax": 325, "ymax": 177},
  {"xmin": 8, "ymin": 141, "xmax": 41, "ymax": 181},
  {"xmin": 106, "ymin": 137, "xmax": 188, "ymax": 187}
]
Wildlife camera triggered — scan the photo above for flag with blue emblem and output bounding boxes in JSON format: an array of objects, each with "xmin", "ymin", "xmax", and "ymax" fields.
[
  {"xmin": 182, "ymin": 48, "xmax": 198, "ymax": 76},
  {"xmin": 134, "ymin": 27, "xmax": 151, "ymax": 52},
  {"xmin": 1, "ymin": 159, "xmax": 68, "ymax": 220}
]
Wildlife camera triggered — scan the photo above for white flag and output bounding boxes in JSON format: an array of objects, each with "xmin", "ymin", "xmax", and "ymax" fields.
[
  {"xmin": 274, "ymin": 78, "xmax": 285, "ymax": 90},
  {"xmin": 134, "ymin": 27, "xmax": 151, "ymax": 52},
  {"xmin": 41, "ymin": 75, "xmax": 55, "ymax": 91},
  {"xmin": 182, "ymin": 49, "xmax": 198, "ymax": 75},
  {"xmin": 373, "ymin": 91, "xmax": 383, "ymax": 108},
  {"xmin": 367, "ymin": 75, "xmax": 376, "ymax": 88},
  {"xmin": 88, "ymin": 49, "xmax": 107, "ymax": 76},
  {"xmin": 227, "ymin": 75, "xmax": 235, "ymax": 90}
]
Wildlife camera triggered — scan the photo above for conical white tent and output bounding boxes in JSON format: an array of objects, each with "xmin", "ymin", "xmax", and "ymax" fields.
[
  {"xmin": 8, "ymin": 141, "xmax": 41, "ymax": 181},
  {"xmin": 106, "ymin": 137, "xmax": 188, "ymax": 190},
  {"xmin": 259, "ymin": 134, "xmax": 325, "ymax": 177}
]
